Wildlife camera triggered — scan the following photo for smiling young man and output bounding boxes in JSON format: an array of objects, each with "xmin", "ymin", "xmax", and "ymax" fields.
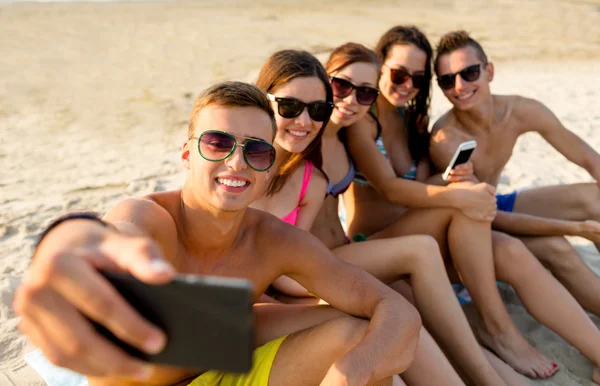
[
  {"xmin": 430, "ymin": 30, "xmax": 600, "ymax": 318},
  {"xmin": 13, "ymin": 81, "xmax": 420, "ymax": 386}
]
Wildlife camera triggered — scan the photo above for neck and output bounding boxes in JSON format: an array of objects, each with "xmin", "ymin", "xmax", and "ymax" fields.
[
  {"xmin": 273, "ymin": 142, "xmax": 292, "ymax": 173},
  {"xmin": 323, "ymin": 120, "xmax": 342, "ymax": 138},
  {"xmin": 454, "ymin": 94, "xmax": 496, "ymax": 133},
  {"xmin": 178, "ymin": 184, "xmax": 245, "ymax": 254},
  {"xmin": 375, "ymin": 95, "xmax": 398, "ymax": 117}
]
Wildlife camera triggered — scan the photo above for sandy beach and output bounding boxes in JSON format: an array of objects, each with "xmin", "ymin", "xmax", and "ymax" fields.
[{"xmin": 1, "ymin": 0, "xmax": 599, "ymax": 384}]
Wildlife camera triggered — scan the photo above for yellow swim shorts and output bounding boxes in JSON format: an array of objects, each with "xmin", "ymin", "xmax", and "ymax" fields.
[{"xmin": 188, "ymin": 335, "xmax": 287, "ymax": 386}]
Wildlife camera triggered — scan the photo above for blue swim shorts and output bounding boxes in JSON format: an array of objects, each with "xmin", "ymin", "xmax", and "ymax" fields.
[{"xmin": 496, "ymin": 191, "xmax": 518, "ymax": 212}]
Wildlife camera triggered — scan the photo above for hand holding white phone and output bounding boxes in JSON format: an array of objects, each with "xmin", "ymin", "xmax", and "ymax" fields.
[{"xmin": 442, "ymin": 140, "xmax": 477, "ymax": 181}]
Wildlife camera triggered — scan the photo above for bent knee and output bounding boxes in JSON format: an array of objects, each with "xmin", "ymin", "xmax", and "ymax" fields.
[
  {"xmin": 493, "ymin": 234, "xmax": 540, "ymax": 277},
  {"xmin": 535, "ymin": 237, "xmax": 580, "ymax": 269},
  {"xmin": 401, "ymin": 235, "xmax": 444, "ymax": 268}
]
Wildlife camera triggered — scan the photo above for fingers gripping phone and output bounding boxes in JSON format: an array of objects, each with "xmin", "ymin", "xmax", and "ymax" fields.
[
  {"xmin": 442, "ymin": 140, "xmax": 477, "ymax": 181},
  {"xmin": 94, "ymin": 272, "xmax": 254, "ymax": 373}
]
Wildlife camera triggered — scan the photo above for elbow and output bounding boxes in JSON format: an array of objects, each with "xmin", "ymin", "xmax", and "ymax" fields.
[{"xmin": 375, "ymin": 300, "xmax": 421, "ymax": 377}]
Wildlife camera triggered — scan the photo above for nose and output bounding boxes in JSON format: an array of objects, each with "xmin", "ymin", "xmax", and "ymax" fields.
[
  {"xmin": 224, "ymin": 145, "xmax": 247, "ymax": 171},
  {"xmin": 295, "ymin": 107, "xmax": 312, "ymax": 127},
  {"xmin": 454, "ymin": 74, "xmax": 468, "ymax": 92},
  {"xmin": 344, "ymin": 90, "xmax": 358, "ymax": 105},
  {"xmin": 403, "ymin": 77, "xmax": 414, "ymax": 90}
]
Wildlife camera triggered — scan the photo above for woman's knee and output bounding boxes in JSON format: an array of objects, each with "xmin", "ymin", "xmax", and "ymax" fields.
[
  {"xmin": 493, "ymin": 234, "xmax": 540, "ymax": 280},
  {"xmin": 401, "ymin": 235, "xmax": 444, "ymax": 270}
]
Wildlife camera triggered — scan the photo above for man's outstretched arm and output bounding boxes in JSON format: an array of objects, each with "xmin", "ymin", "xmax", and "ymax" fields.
[{"xmin": 520, "ymin": 97, "xmax": 600, "ymax": 183}]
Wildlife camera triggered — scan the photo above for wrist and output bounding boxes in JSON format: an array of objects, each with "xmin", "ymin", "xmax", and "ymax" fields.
[{"xmin": 35, "ymin": 213, "xmax": 111, "ymax": 256}]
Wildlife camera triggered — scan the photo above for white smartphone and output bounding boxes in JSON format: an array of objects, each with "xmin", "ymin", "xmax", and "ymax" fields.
[{"xmin": 442, "ymin": 140, "xmax": 477, "ymax": 181}]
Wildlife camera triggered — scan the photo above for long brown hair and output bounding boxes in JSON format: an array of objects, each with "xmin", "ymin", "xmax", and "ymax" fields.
[
  {"xmin": 256, "ymin": 50, "xmax": 333, "ymax": 195},
  {"xmin": 375, "ymin": 26, "xmax": 432, "ymax": 162},
  {"xmin": 325, "ymin": 43, "xmax": 381, "ymax": 144}
]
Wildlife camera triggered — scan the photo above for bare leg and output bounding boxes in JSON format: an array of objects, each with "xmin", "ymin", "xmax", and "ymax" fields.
[
  {"xmin": 513, "ymin": 183, "xmax": 600, "ymax": 251},
  {"xmin": 400, "ymin": 327, "xmax": 465, "ymax": 386},
  {"xmin": 256, "ymin": 303, "xmax": 465, "ymax": 385},
  {"xmin": 334, "ymin": 235, "xmax": 505, "ymax": 386},
  {"xmin": 370, "ymin": 208, "xmax": 556, "ymax": 378},
  {"xmin": 269, "ymin": 316, "xmax": 413, "ymax": 385},
  {"xmin": 493, "ymin": 232, "xmax": 600, "ymax": 384},
  {"xmin": 520, "ymin": 235, "xmax": 600, "ymax": 317}
]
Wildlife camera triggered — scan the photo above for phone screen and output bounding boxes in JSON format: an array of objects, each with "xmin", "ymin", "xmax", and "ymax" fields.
[{"xmin": 453, "ymin": 148, "xmax": 475, "ymax": 168}]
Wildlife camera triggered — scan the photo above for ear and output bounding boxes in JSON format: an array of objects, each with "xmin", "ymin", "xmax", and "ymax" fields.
[
  {"xmin": 181, "ymin": 140, "xmax": 191, "ymax": 169},
  {"xmin": 486, "ymin": 62, "xmax": 494, "ymax": 82}
]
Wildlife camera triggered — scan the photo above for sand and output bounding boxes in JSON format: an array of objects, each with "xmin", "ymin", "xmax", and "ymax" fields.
[{"xmin": 1, "ymin": 0, "xmax": 599, "ymax": 384}]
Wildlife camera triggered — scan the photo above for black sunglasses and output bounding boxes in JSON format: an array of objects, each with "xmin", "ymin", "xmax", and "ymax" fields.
[
  {"xmin": 384, "ymin": 64, "xmax": 427, "ymax": 89},
  {"xmin": 437, "ymin": 64, "xmax": 482, "ymax": 91},
  {"xmin": 191, "ymin": 130, "xmax": 276, "ymax": 172},
  {"xmin": 267, "ymin": 94, "xmax": 334, "ymax": 122},
  {"xmin": 330, "ymin": 77, "xmax": 379, "ymax": 106}
]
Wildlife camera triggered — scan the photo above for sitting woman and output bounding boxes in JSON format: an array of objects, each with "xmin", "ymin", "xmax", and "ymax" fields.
[
  {"xmin": 345, "ymin": 25, "xmax": 600, "ymax": 382},
  {"xmin": 251, "ymin": 48, "xmax": 524, "ymax": 386}
]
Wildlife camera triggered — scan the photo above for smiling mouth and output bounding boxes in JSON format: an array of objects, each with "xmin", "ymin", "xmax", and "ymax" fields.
[
  {"xmin": 216, "ymin": 178, "xmax": 249, "ymax": 188},
  {"xmin": 288, "ymin": 130, "xmax": 309, "ymax": 138},
  {"xmin": 456, "ymin": 91, "xmax": 475, "ymax": 101},
  {"xmin": 336, "ymin": 106, "xmax": 355, "ymax": 116}
]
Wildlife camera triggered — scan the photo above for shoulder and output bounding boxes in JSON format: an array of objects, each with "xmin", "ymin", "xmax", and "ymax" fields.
[
  {"xmin": 508, "ymin": 95, "xmax": 558, "ymax": 133},
  {"xmin": 347, "ymin": 110, "xmax": 378, "ymax": 139},
  {"xmin": 430, "ymin": 112, "xmax": 464, "ymax": 149},
  {"xmin": 250, "ymin": 208, "xmax": 320, "ymax": 254},
  {"xmin": 105, "ymin": 193, "xmax": 176, "ymax": 228}
]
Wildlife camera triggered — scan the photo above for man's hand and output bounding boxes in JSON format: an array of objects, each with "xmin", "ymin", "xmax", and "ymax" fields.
[
  {"xmin": 575, "ymin": 220, "xmax": 600, "ymax": 243},
  {"xmin": 448, "ymin": 182, "xmax": 497, "ymax": 222},
  {"xmin": 445, "ymin": 161, "xmax": 478, "ymax": 183},
  {"xmin": 13, "ymin": 219, "xmax": 176, "ymax": 380}
]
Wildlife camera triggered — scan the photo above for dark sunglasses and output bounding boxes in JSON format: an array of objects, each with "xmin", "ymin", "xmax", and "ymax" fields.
[
  {"xmin": 330, "ymin": 77, "xmax": 379, "ymax": 106},
  {"xmin": 190, "ymin": 130, "xmax": 276, "ymax": 172},
  {"xmin": 385, "ymin": 65, "xmax": 427, "ymax": 89},
  {"xmin": 267, "ymin": 94, "xmax": 334, "ymax": 122},
  {"xmin": 437, "ymin": 64, "xmax": 482, "ymax": 91}
]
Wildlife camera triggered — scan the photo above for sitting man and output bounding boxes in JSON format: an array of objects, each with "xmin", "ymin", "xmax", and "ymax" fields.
[
  {"xmin": 430, "ymin": 30, "xmax": 600, "ymax": 317},
  {"xmin": 13, "ymin": 81, "xmax": 420, "ymax": 386}
]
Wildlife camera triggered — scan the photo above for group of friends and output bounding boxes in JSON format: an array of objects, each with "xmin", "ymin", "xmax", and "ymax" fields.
[{"xmin": 13, "ymin": 26, "xmax": 600, "ymax": 386}]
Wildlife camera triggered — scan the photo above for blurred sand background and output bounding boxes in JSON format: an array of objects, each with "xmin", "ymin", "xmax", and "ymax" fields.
[{"xmin": 1, "ymin": 0, "xmax": 599, "ymax": 384}]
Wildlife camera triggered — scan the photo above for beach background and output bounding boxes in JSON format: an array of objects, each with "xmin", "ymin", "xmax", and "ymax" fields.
[{"xmin": 1, "ymin": 0, "xmax": 599, "ymax": 384}]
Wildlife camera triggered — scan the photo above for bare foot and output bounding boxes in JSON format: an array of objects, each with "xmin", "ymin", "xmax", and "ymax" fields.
[
  {"xmin": 593, "ymin": 366, "xmax": 600, "ymax": 385},
  {"xmin": 476, "ymin": 325, "xmax": 558, "ymax": 379}
]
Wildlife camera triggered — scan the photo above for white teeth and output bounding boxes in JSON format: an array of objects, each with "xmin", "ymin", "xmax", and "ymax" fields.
[
  {"xmin": 289, "ymin": 130, "xmax": 308, "ymax": 137},
  {"xmin": 395, "ymin": 90, "xmax": 409, "ymax": 96},
  {"xmin": 338, "ymin": 106, "xmax": 355, "ymax": 115},
  {"xmin": 217, "ymin": 178, "xmax": 248, "ymax": 187},
  {"xmin": 457, "ymin": 92, "xmax": 473, "ymax": 100}
]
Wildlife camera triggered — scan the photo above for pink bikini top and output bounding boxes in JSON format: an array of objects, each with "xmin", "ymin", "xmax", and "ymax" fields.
[{"xmin": 281, "ymin": 160, "xmax": 314, "ymax": 226}]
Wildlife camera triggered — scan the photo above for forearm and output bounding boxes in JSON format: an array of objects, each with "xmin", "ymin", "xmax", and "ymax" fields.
[
  {"xmin": 378, "ymin": 179, "xmax": 458, "ymax": 209},
  {"xmin": 492, "ymin": 211, "xmax": 578, "ymax": 236},
  {"xmin": 425, "ymin": 173, "xmax": 448, "ymax": 186},
  {"xmin": 335, "ymin": 298, "xmax": 421, "ymax": 382}
]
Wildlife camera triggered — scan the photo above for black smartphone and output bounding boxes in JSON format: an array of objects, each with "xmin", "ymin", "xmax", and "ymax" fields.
[
  {"xmin": 442, "ymin": 140, "xmax": 477, "ymax": 180},
  {"xmin": 94, "ymin": 271, "xmax": 254, "ymax": 373}
]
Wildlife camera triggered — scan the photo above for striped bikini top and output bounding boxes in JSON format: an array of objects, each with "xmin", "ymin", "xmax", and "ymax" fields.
[{"xmin": 353, "ymin": 106, "xmax": 417, "ymax": 186}]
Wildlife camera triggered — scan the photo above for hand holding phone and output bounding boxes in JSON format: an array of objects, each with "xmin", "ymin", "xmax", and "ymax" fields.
[
  {"xmin": 96, "ymin": 272, "xmax": 255, "ymax": 373},
  {"xmin": 442, "ymin": 140, "xmax": 477, "ymax": 181}
]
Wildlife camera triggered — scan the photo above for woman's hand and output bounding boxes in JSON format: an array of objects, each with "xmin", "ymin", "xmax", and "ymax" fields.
[
  {"xmin": 445, "ymin": 161, "xmax": 478, "ymax": 183},
  {"xmin": 13, "ymin": 219, "xmax": 175, "ymax": 380},
  {"xmin": 448, "ymin": 182, "xmax": 497, "ymax": 222}
]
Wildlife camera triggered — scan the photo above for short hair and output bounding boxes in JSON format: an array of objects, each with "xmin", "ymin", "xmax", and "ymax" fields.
[
  {"xmin": 187, "ymin": 81, "xmax": 276, "ymax": 140},
  {"xmin": 325, "ymin": 42, "xmax": 381, "ymax": 77},
  {"xmin": 256, "ymin": 50, "xmax": 333, "ymax": 195},
  {"xmin": 434, "ymin": 30, "xmax": 488, "ymax": 74}
]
